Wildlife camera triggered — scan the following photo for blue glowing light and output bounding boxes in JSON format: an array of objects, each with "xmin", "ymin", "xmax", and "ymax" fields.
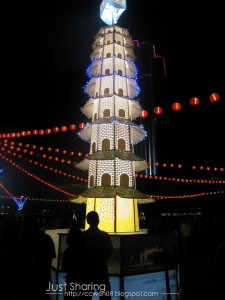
[{"xmin": 13, "ymin": 196, "xmax": 28, "ymax": 211}]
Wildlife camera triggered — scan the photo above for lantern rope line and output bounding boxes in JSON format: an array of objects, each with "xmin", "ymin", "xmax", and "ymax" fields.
[
  {"xmin": 0, "ymin": 140, "xmax": 85, "ymax": 159},
  {"xmin": 1, "ymin": 144, "xmax": 224, "ymax": 186},
  {"xmin": 1, "ymin": 140, "xmax": 224, "ymax": 174},
  {"xmin": 0, "ymin": 150, "xmax": 224, "ymax": 200},
  {"xmin": 0, "ymin": 92, "xmax": 221, "ymax": 139},
  {"xmin": 0, "ymin": 123, "xmax": 80, "ymax": 139},
  {"xmin": 0, "ymin": 187, "xmax": 224, "ymax": 202},
  {"xmin": 0, "ymin": 194, "xmax": 67, "ymax": 202},
  {"xmin": 0, "ymin": 154, "xmax": 77, "ymax": 198},
  {"xmin": 1, "ymin": 146, "xmax": 224, "ymax": 186},
  {"xmin": 0, "ymin": 147, "xmax": 87, "ymax": 183}
]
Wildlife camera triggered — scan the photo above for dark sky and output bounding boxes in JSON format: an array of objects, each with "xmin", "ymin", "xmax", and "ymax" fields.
[{"xmin": 0, "ymin": 0, "xmax": 224, "ymax": 199}]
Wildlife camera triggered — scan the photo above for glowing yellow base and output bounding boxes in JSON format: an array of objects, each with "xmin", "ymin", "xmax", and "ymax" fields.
[{"xmin": 85, "ymin": 195, "xmax": 140, "ymax": 233}]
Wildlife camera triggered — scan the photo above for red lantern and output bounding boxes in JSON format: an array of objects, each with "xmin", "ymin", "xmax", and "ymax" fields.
[
  {"xmin": 45, "ymin": 129, "xmax": 51, "ymax": 135},
  {"xmin": 32, "ymin": 130, "xmax": 38, "ymax": 135},
  {"xmin": 140, "ymin": 110, "xmax": 148, "ymax": 119},
  {"xmin": 209, "ymin": 92, "xmax": 220, "ymax": 103},
  {"xmin": 61, "ymin": 126, "xmax": 68, "ymax": 132},
  {"xmin": 53, "ymin": 127, "xmax": 59, "ymax": 133},
  {"xmin": 172, "ymin": 102, "xmax": 182, "ymax": 111},
  {"xmin": 190, "ymin": 97, "xmax": 200, "ymax": 107},
  {"xmin": 69, "ymin": 124, "xmax": 76, "ymax": 131},
  {"xmin": 79, "ymin": 123, "xmax": 85, "ymax": 129},
  {"xmin": 153, "ymin": 106, "xmax": 163, "ymax": 115}
]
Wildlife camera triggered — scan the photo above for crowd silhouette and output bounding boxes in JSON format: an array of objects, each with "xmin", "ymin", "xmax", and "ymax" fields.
[
  {"xmin": 0, "ymin": 210, "xmax": 225, "ymax": 300},
  {"xmin": 0, "ymin": 213, "xmax": 56, "ymax": 300}
]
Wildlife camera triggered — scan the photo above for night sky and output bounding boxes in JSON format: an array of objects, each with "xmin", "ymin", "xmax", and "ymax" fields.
[{"xmin": 0, "ymin": 0, "xmax": 224, "ymax": 200}]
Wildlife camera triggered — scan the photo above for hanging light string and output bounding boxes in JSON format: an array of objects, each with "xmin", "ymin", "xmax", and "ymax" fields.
[
  {"xmin": 0, "ymin": 186, "xmax": 224, "ymax": 203},
  {"xmin": 0, "ymin": 123, "xmax": 83, "ymax": 139},
  {"xmin": 146, "ymin": 190, "xmax": 224, "ymax": 200},
  {"xmin": 0, "ymin": 139, "xmax": 87, "ymax": 160},
  {"xmin": 0, "ymin": 194, "xmax": 68, "ymax": 202},
  {"xmin": 135, "ymin": 174, "xmax": 225, "ymax": 184},
  {"xmin": 0, "ymin": 144, "xmax": 87, "ymax": 183},
  {"xmin": 0, "ymin": 182, "xmax": 14, "ymax": 197},
  {"xmin": 0, "ymin": 144, "xmax": 224, "ymax": 185},
  {"xmin": 0, "ymin": 154, "xmax": 77, "ymax": 198},
  {"xmin": 1, "ymin": 140, "xmax": 224, "ymax": 175},
  {"xmin": 0, "ymin": 152, "xmax": 224, "ymax": 201}
]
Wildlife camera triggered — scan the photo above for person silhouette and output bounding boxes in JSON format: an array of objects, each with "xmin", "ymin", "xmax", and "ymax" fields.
[
  {"xmin": 83, "ymin": 211, "xmax": 114, "ymax": 300},
  {"xmin": 15, "ymin": 215, "xmax": 56, "ymax": 300},
  {"xmin": 62, "ymin": 221, "xmax": 88, "ymax": 299}
]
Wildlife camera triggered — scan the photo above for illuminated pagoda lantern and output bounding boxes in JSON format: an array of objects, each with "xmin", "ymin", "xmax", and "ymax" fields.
[{"xmin": 71, "ymin": 0, "xmax": 154, "ymax": 233}]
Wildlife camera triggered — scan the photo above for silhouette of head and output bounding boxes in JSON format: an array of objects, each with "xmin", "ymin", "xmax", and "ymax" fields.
[{"xmin": 86, "ymin": 211, "xmax": 99, "ymax": 227}]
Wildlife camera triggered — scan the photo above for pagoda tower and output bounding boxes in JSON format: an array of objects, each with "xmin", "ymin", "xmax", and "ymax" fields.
[{"xmin": 71, "ymin": 0, "xmax": 154, "ymax": 233}]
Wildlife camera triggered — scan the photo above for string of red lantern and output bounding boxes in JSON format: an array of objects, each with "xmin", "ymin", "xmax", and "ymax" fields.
[
  {"xmin": 0, "ymin": 154, "xmax": 77, "ymax": 198},
  {"xmin": 0, "ymin": 184, "xmax": 224, "ymax": 202},
  {"xmin": 136, "ymin": 173, "xmax": 225, "ymax": 184},
  {"xmin": 1, "ymin": 141, "xmax": 224, "ymax": 174},
  {"xmin": 0, "ymin": 93, "xmax": 221, "ymax": 140},
  {"xmin": 1, "ymin": 151, "xmax": 225, "ymax": 202},
  {"xmin": 0, "ymin": 123, "xmax": 86, "ymax": 139},
  {"xmin": 1, "ymin": 146, "xmax": 224, "ymax": 188},
  {"xmin": 0, "ymin": 182, "xmax": 14, "ymax": 198},
  {"xmin": 139, "ymin": 92, "xmax": 221, "ymax": 117},
  {"xmin": 0, "ymin": 140, "xmax": 86, "ymax": 159},
  {"xmin": 0, "ymin": 147, "xmax": 87, "ymax": 183}
]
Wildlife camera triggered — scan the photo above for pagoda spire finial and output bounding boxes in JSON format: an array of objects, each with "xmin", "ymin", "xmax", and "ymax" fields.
[{"xmin": 100, "ymin": 0, "xmax": 126, "ymax": 25}]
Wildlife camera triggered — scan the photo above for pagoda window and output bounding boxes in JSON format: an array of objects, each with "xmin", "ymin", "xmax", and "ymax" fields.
[
  {"xmin": 106, "ymin": 53, "xmax": 111, "ymax": 58},
  {"xmin": 118, "ymin": 88, "xmax": 123, "ymax": 96},
  {"xmin": 108, "ymin": 30, "xmax": 112, "ymax": 33},
  {"xmin": 94, "ymin": 113, "xmax": 97, "ymax": 121},
  {"xmin": 92, "ymin": 142, "xmax": 96, "ymax": 153},
  {"xmin": 102, "ymin": 138, "xmax": 110, "ymax": 150},
  {"xmin": 90, "ymin": 175, "xmax": 94, "ymax": 187},
  {"xmin": 119, "ymin": 109, "xmax": 125, "ymax": 118},
  {"xmin": 107, "ymin": 40, "xmax": 111, "ymax": 45},
  {"xmin": 96, "ymin": 92, "xmax": 99, "ymax": 97},
  {"xmin": 120, "ymin": 174, "xmax": 129, "ymax": 187},
  {"xmin": 117, "ymin": 53, "xmax": 122, "ymax": 59},
  {"xmin": 105, "ymin": 69, "xmax": 110, "ymax": 75},
  {"xmin": 101, "ymin": 173, "xmax": 111, "ymax": 186},
  {"xmin": 117, "ymin": 41, "xmax": 121, "ymax": 45},
  {"xmin": 103, "ymin": 109, "xmax": 110, "ymax": 117},
  {"xmin": 118, "ymin": 139, "xmax": 126, "ymax": 151},
  {"xmin": 104, "ymin": 88, "xmax": 110, "ymax": 95},
  {"xmin": 118, "ymin": 69, "xmax": 122, "ymax": 76}
]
